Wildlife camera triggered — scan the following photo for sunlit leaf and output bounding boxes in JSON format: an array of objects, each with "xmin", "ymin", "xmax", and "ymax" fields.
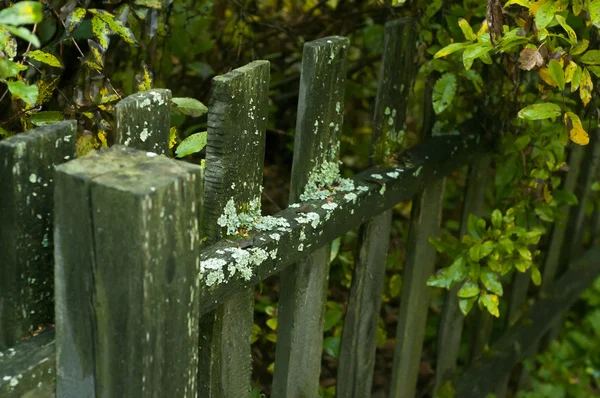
[
  {"xmin": 7, "ymin": 80, "xmax": 38, "ymax": 105},
  {"xmin": 458, "ymin": 18, "xmax": 477, "ymax": 41},
  {"xmin": 480, "ymin": 292, "xmax": 500, "ymax": 317},
  {"xmin": 504, "ymin": 0, "xmax": 531, "ymax": 7},
  {"xmin": 90, "ymin": 9, "xmax": 138, "ymax": 46},
  {"xmin": 531, "ymin": 267, "xmax": 542, "ymax": 286},
  {"xmin": 432, "ymin": 73, "xmax": 457, "ymax": 114},
  {"xmin": 517, "ymin": 103, "xmax": 561, "ymax": 120},
  {"xmin": 433, "ymin": 42, "xmax": 468, "ymax": 59},
  {"xmin": 30, "ymin": 111, "xmax": 64, "ymax": 126},
  {"xmin": 92, "ymin": 16, "xmax": 111, "ymax": 50},
  {"xmin": 28, "ymin": 50, "xmax": 63, "ymax": 68},
  {"xmin": 175, "ymin": 131, "xmax": 208, "ymax": 158}
]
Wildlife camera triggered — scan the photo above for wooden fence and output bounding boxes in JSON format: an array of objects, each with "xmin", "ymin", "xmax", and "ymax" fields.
[{"xmin": 1, "ymin": 18, "xmax": 600, "ymax": 398}]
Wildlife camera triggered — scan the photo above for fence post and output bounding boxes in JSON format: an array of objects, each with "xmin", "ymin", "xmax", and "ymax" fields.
[
  {"xmin": 54, "ymin": 146, "xmax": 203, "ymax": 397},
  {"xmin": 198, "ymin": 60, "xmax": 270, "ymax": 397},
  {"xmin": 272, "ymin": 36, "xmax": 349, "ymax": 398},
  {"xmin": 337, "ymin": 18, "xmax": 417, "ymax": 398},
  {"xmin": 433, "ymin": 155, "xmax": 490, "ymax": 395},
  {"xmin": 0, "ymin": 121, "xmax": 76, "ymax": 350}
]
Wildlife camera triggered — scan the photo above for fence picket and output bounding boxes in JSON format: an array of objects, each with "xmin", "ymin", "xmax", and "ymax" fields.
[
  {"xmin": 388, "ymin": 76, "xmax": 446, "ymax": 398},
  {"xmin": 114, "ymin": 89, "xmax": 172, "ymax": 155},
  {"xmin": 272, "ymin": 36, "xmax": 349, "ymax": 398},
  {"xmin": 337, "ymin": 18, "xmax": 416, "ymax": 398},
  {"xmin": 0, "ymin": 121, "xmax": 76, "ymax": 350},
  {"xmin": 433, "ymin": 154, "xmax": 490, "ymax": 395},
  {"xmin": 198, "ymin": 60, "xmax": 270, "ymax": 397},
  {"xmin": 54, "ymin": 146, "xmax": 203, "ymax": 397}
]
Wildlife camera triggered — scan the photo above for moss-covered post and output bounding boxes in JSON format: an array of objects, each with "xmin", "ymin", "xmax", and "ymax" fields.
[
  {"xmin": 337, "ymin": 19, "xmax": 417, "ymax": 398},
  {"xmin": 0, "ymin": 121, "xmax": 76, "ymax": 350},
  {"xmin": 197, "ymin": 60, "xmax": 270, "ymax": 397},
  {"xmin": 388, "ymin": 75, "xmax": 447, "ymax": 398},
  {"xmin": 272, "ymin": 36, "xmax": 349, "ymax": 398},
  {"xmin": 433, "ymin": 155, "xmax": 490, "ymax": 395},
  {"xmin": 54, "ymin": 146, "xmax": 203, "ymax": 397},
  {"xmin": 114, "ymin": 89, "xmax": 171, "ymax": 155}
]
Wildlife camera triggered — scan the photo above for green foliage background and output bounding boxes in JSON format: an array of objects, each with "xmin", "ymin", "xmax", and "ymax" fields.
[{"xmin": 1, "ymin": 0, "xmax": 600, "ymax": 396}]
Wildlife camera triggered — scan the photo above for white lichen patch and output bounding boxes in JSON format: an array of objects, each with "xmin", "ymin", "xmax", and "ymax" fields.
[
  {"xmin": 146, "ymin": 152, "xmax": 158, "ymax": 157},
  {"xmin": 321, "ymin": 202, "xmax": 338, "ymax": 211},
  {"xmin": 254, "ymin": 216, "xmax": 290, "ymax": 231},
  {"xmin": 300, "ymin": 230, "xmax": 306, "ymax": 241},
  {"xmin": 344, "ymin": 192, "xmax": 357, "ymax": 203},
  {"xmin": 336, "ymin": 102, "xmax": 341, "ymax": 114},
  {"xmin": 387, "ymin": 171, "xmax": 400, "ymax": 178},
  {"xmin": 225, "ymin": 247, "xmax": 269, "ymax": 281},
  {"xmin": 384, "ymin": 107, "xmax": 391, "ymax": 115},
  {"xmin": 295, "ymin": 212, "xmax": 320, "ymax": 228},
  {"xmin": 289, "ymin": 203, "xmax": 301, "ymax": 208},
  {"xmin": 270, "ymin": 233, "xmax": 281, "ymax": 242},
  {"xmin": 356, "ymin": 185, "xmax": 369, "ymax": 193},
  {"xmin": 140, "ymin": 128, "xmax": 150, "ymax": 142},
  {"xmin": 298, "ymin": 243, "xmax": 304, "ymax": 251},
  {"xmin": 370, "ymin": 174, "xmax": 383, "ymax": 179},
  {"xmin": 29, "ymin": 173, "xmax": 37, "ymax": 183}
]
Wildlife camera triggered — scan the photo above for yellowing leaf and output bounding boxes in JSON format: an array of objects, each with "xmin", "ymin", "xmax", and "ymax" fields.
[
  {"xmin": 531, "ymin": 267, "xmax": 542, "ymax": 286},
  {"xmin": 89, "ymin": 9, "xmax": 138, "ymax": 46},
  {"xmin": 571, "ymin": 64, "xmax": 582, "ymax": 92},
  {"xmin": 434, "ymin": 42, "xmax": 468, "ymax": 58},
  {"xmin": 543, "ymin": 183, "xmax": 552, "ymax": 203},
  {"xmin": 480, "ymin": 292, "xmax": 500, "ymax": 317},
  {"xmin": 65, "ymin": 8, "xmax": 87, "ymax": 34},
  {"xmin": 504, "ymin": 0, "xmax": 531, "ymax": 7},
  {"xmin": 580, "ymin": 68, "xmax": 593, "ymax": 106},
  {"xmin": 518, "ymin": 103, "xmax": 561, "ymax": 120},
  {"xmin": 92, "ymin": 16, "xmax": 110, "ymax": 50},
  {"xmin": 169, "ymin": 126, "xmax": 178, "ymax": 149},
  {"xmin": 539, "ymin": 67, "xmax": 558, "ymax": 87},
  {"xmin": 564, "ymin": 112, "xmax": 589, "ymax": 145},
  {"xmin": 571, "ymin": 40, "xmax": 589, "ymax": 56},
  {"xmin": 27, "ymin": 50, "xmax": 62, "ymax": 68},
  {"xmin": 565, "ymin": 61, "xmax": 577, "ymax": 83},
  {"xmin": 555, "ymin": 15, "xmax": 577, "ymax": 43},
  {"xmin": 458, "ymin": 18, "xmax": 477, "ymax": 41}
]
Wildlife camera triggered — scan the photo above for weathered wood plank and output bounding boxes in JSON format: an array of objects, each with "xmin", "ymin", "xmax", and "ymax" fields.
[
  {"xmin": 433, "ymin": 154, "xmax": 490, "ymax": 396},
  {"xmin": 0, "ymin": 121, "xmax": 76, "ymax": 350},
  {"xmin": 197, "ymin": 133, "xmax": 480, "ymax": 318},
  {"xmin": 0, "ymin": 329, "xmax": 55, "ymax": 397},
  {"xmin": 54, "ymin": 146, "xmax": 203, "ymax": 397},
  {"xmin": 272, "ymin": 36, "xmax": 349, "ymax": 398},
  {"xmin": 337, "ymin": 18, "xmax": 417, "ymax": 398},
  {"xmin": 114, "ymin": 89, "xmax": 171, "ymax": 155},
  {"xmin": 454, "ymin": 245, "xmax": 600, "ymax": 397},
  {"xmin": 198, "ymin": 60, "xmax": 270, "ymax": 397}
]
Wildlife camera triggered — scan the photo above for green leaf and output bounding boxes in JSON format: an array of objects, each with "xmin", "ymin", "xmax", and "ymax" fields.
[
  {"xmin": 552, "ymin": 189, "xmax": 578, "ymax": 205},
  {"xmin": 480, "ymin": 268, "xmax": 503, "ymax": 296},
  {"xmin": 458, "ymin": 279, "xmax": 480, "ymax": 298},
  {"xmin": 172, "ymin": 97, "xmax": 208, "ymax": 117},
  {"xmin": 4, "ymin": 26, "xmax": 39, "ymax": 48},
  {"xmin": 175, "ymin": 131, "xmax": 208, "ymax": 158},
  {"xmin": 548, "ymin": 59, "xmax": 565, "ymax": 90},
  {"xmin": 480, "ymin": 292, "xmax": 500, "ymax": 317},
  {"xmin": 65, "ymin": 8, "xmax": 87, "ymax": 34},
  {"xmin": 458, "ymin": 18, "xmax": 477, "ymax": 41},
  {"xmin": 323, "ymin": 337, "xmax": 340, "ymax": 358},
  {"xmin": 324, "ymin": 305, "xmax": 343, "ymax": 332},
  {"xmin": 1, "ymin": 29, "xmax": 17, "ymax": 58},
  {"xmin": 581, "ymin": 50, "xmax": 600, "ymax": 65},
  {"xmin": 534, "ymin": 0, "xmax": 556, "ymax": 30},
  {"xmin": 587, "ymin": 65, "xmax": 600, "ymax": 78},
  {"xmin": 469, "ymin": 244, "xmax": 481, "ymax": 262},
  {"xmin": 480, "ymin": 241, "xmax": 494, "ymax": 259},
  {"xmin": 517, "ymin": 246, "xmax": 532, "ymax": 261},
  {"xmin": 0, "ymin": 58, "xmax": 27, "ymax": 79},
  {"xmin": 462, "ymin": 42, "xmax": 493, "ymax": 70},
  {"xmin": 27, "ymin": 50, "xmax": 63, "ymax": 68},
  {"xmin": 389, "ymin": 274, "xmax": 402, "ymax": 298},
  {"xmin": 266, "ymin": 318, "xmax": 277, "ymax": 331},
  {"xmin": 6, "ymin": 80, "xmax": 38, "ymax": 105},
  {"xmin": 30, "ymin": 111, "xmax": 64, "ymax": 126},
  {"xmin": 554, "ymin": 15, "xmax": 577, "ymax": 43},
  {"xmin": 0, "ymin": 1, "xmax": 43, "ymax": 26},
  {"xmin": 517, "ymin": 103, "xmax": 561, "ymax": 120},
  {"xmin": 447, "ymin": 255, "xmax": 468, "ymax": 286},
  {"xmin": 571, "ymin": 64, "xmax": 582, "ymax": 92},
  {"xmin": 134, "ymin": 0, "xmax": 163, "ymax": 8},
  {"xmin": 531, "ymin": 267, "xmax": 542, "ymax": 286},
  {"xmin": 491, "ymin": 209, "xmax": 502, "ymax": 229},
  {"xmin": 514, "ymin": 134, "xmax": 531, "ymax": 151},
  {"xmin": 433, "ymin": 42, "xmax": 468, "ymax": 59},
  {"xmin": 432, "ymin": 73, "xmax": 457, "ymax": 115},
  {"xmin": 459, "ymin": 297, "xmax": 477, "ymax": 316}
]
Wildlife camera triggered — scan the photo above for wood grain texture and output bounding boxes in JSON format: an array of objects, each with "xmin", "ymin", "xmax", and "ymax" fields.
[
  {"xmin": 54, "ymin": 146, "xmax": 203, "ymax": 397},
  {"xmin": 337, "ymin": 18, "xmax": 416, "ymax": 398},
  {"xmin": 273, "ymin": 36, "xmax": 349, "ymax": 398},
  {"xmin": 114, "ymin": 89, "xmax": 171, "ymax": 155},
  {"xmin": 198, "ymin": 60, "xmax": 270, "ymax": 398},
  {"xmin": 433, "ymin": 154, "xmax": 490, "ymax": 396},
  {"xmin": 0, "ymin": 121, "xmax": 76, "ymax": 350}
]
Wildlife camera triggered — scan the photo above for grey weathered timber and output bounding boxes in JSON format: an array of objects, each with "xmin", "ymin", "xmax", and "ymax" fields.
[
  {"xmin": 0, "ymin": 329, "xmax": 55, "ymax": 397},
  {"xmin": 454, "ymin": 245, "xmax": 600, "ymax": 397},
  {"xmin": 54, "ymin": 146, "xmax": 203, "ymax": 397},
  {"xmin": 0, "ymin": 121, "xmax": 76, "ymax": 350},
  {"xmin": 114, "ymin": 89, "xmax": 171, "ymax": 155},
  {"xmin": 273, "ymin": 36, "xmax": 349, "ymax": 398},
  {"xmin": 337, "ymin": 18, "xmax": 417, "ymax": 398},
  {"xmin": 198, "ymin": 60, "xmax": 270, "ymax": 397},
  {"xmin": 197, "ymin": 133, "xmax": 480, "ymax": 317},
  {"xmin": 388, "ymin": 75, "xmax": 445, "ymax": 398},
  {"xmin": 433, "ymin": 154, "xmax": 490, "ymax": 396}
]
